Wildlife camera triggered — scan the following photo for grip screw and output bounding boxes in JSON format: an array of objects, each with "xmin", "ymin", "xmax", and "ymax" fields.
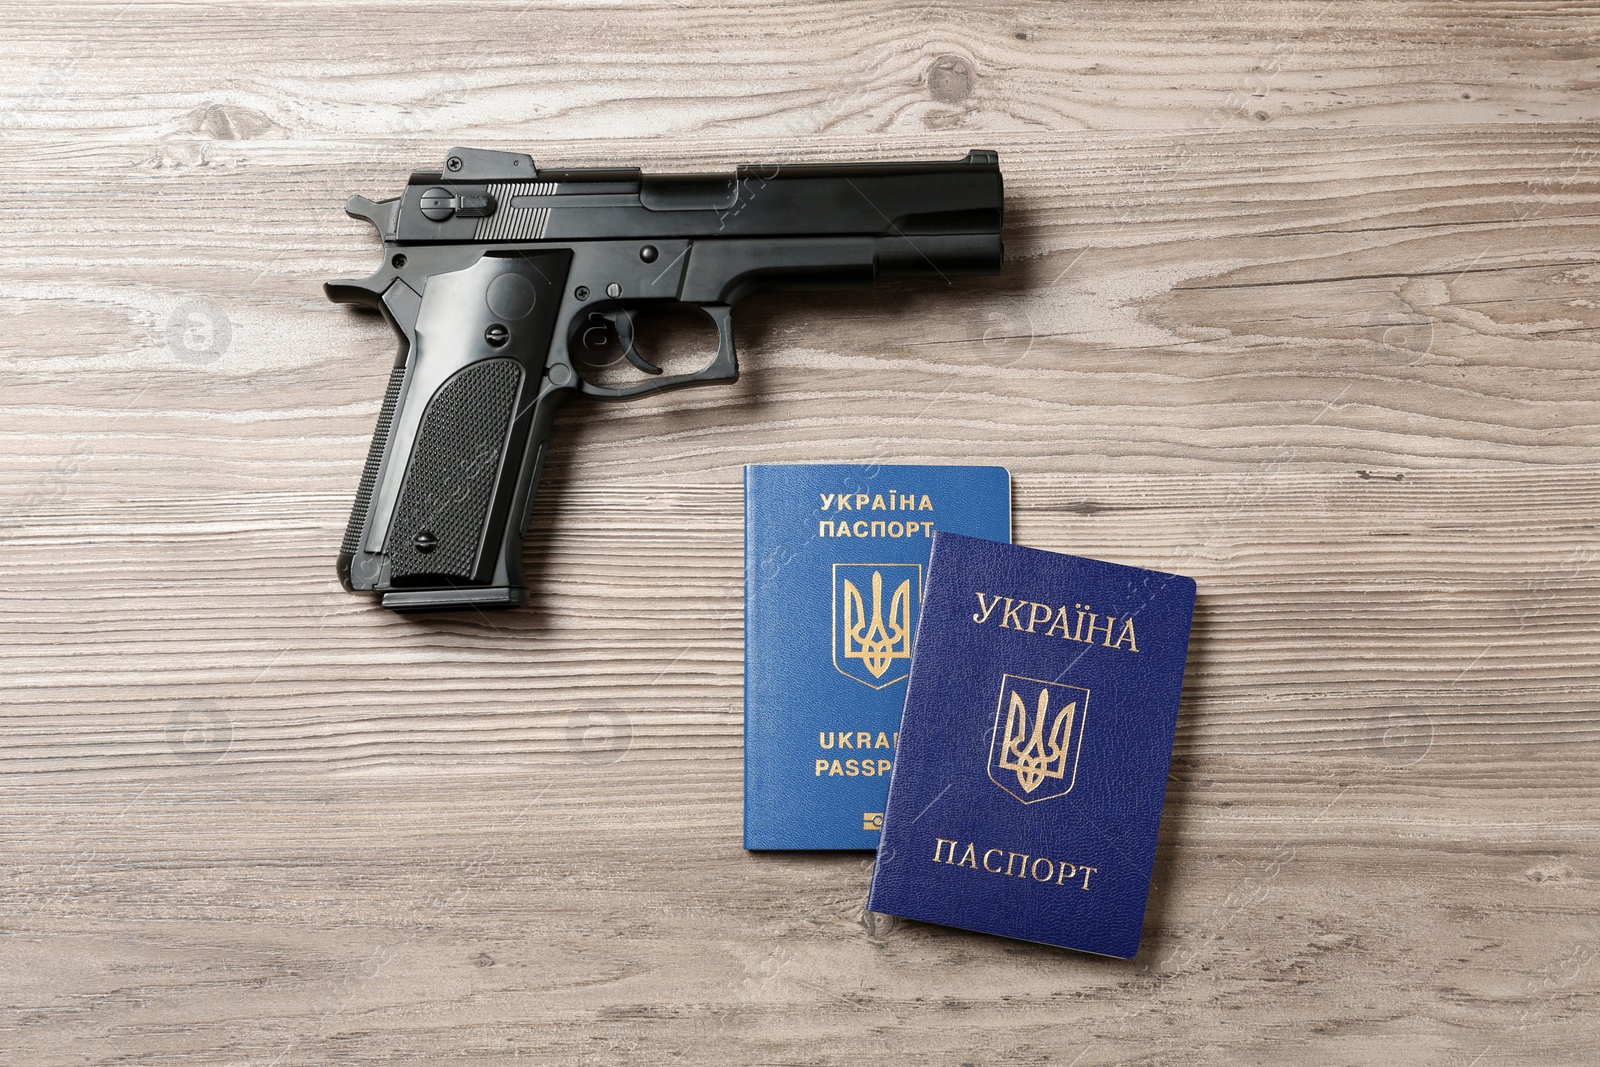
[
  {"xmin": 484, "ymin": 323, "xmax": 509, "ymax": 347},
  {"xmin": 413, "ymin": 530, "xmax": 438, "ymax": 554}
]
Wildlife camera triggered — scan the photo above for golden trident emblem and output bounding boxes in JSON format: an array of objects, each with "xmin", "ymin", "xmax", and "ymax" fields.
[
  {"xmin": 988, "ymin": 675, "xmax": 1090, "ymax": 803},
  {"xmin": 999, "ymin": 686, "xmax": 1075, "ymax": 793},
  {"xmin": 842, "ymin": 569, "xmax": 913, "ymax": 679}
]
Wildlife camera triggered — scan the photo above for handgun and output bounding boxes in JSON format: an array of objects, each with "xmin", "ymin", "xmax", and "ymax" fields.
[{"xmin": 327, "ymin": 147, "xmax": 1004, "ymax": 611}]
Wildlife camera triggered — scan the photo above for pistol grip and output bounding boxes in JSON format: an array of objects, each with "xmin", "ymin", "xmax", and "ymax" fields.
[{"xmin": 337, "ymin": 250, "xmax": 574, "ymax": 611}]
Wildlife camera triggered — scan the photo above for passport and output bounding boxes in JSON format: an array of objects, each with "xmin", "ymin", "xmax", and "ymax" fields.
[
  {"xmin": 867, "ymin": 532, "xmax": 1197, "ymax": 957},
  {"xmin": 744, "ymin": 465, "xmax": 1011, "ymax": 850}
]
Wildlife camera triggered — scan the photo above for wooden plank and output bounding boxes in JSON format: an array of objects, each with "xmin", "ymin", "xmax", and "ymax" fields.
[
  {"xmin": 1, "ymin": 2, "xmax": 1598, "ymax": 1064},
  {"xmin": 2, "ymin": 1, "xmax": 1598, "ymax": 140}
]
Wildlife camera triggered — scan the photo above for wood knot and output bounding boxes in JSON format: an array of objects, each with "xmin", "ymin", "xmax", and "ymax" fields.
[
  {"xmin": 927, "ymin": 55, "xmax": 973, "ymax": 104},
  {"xmin": 186, "ymin": 103, "xmax": 283, "ymax": 141},
  {"xmin": 1525, "ymin": 864, "xmax": 1573, "ymax": 884},
  {"xmin": 861, "ymin": 909, "xmax": 899, "ymax": 939}
]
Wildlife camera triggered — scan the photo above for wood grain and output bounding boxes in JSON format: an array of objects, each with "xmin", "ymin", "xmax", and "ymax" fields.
[{"xmin": 1, "ymin": 2, "xmax": 1598, "ymax": 1064}]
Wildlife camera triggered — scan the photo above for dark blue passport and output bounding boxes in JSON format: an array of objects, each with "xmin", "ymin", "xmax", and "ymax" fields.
[
  {"xmin": 867, "ymin": 532, "xmax": 1197, "ymax": 957},
  {"xmin": 744, "ymin": 465, "xmax": 1011, "ymax": 850}
]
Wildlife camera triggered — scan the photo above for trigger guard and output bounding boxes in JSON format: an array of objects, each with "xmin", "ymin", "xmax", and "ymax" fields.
[{"xmin": 577, "ymin": 304, "xmax": 737, "ymax": 401}]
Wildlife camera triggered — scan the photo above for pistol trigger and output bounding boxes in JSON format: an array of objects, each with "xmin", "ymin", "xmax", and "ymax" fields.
[{"xmin": 611, "ymin": 309, "xmax": 662, "ymax": 375}]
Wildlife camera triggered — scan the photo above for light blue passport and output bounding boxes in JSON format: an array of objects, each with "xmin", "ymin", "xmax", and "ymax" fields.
[{"xmin": 743, "ymin": 464, "xmax": 1011, "ymax": 850}]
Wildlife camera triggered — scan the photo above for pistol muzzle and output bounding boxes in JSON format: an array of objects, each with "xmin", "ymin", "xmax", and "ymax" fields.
[{"xmin": 875, "ymin": 233, "xmax": 1003, "ymax": 276}]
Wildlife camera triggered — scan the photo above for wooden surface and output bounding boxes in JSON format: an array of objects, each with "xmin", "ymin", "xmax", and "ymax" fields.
[{"xmin": 2, "ymin": 2, "xmax": 1598, "ymax": 1063}]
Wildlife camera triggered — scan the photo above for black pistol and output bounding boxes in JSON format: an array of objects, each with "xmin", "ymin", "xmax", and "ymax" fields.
[{"xmin": 328, "ymin": 147, "xmax": 1004, "ymax": 611}]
